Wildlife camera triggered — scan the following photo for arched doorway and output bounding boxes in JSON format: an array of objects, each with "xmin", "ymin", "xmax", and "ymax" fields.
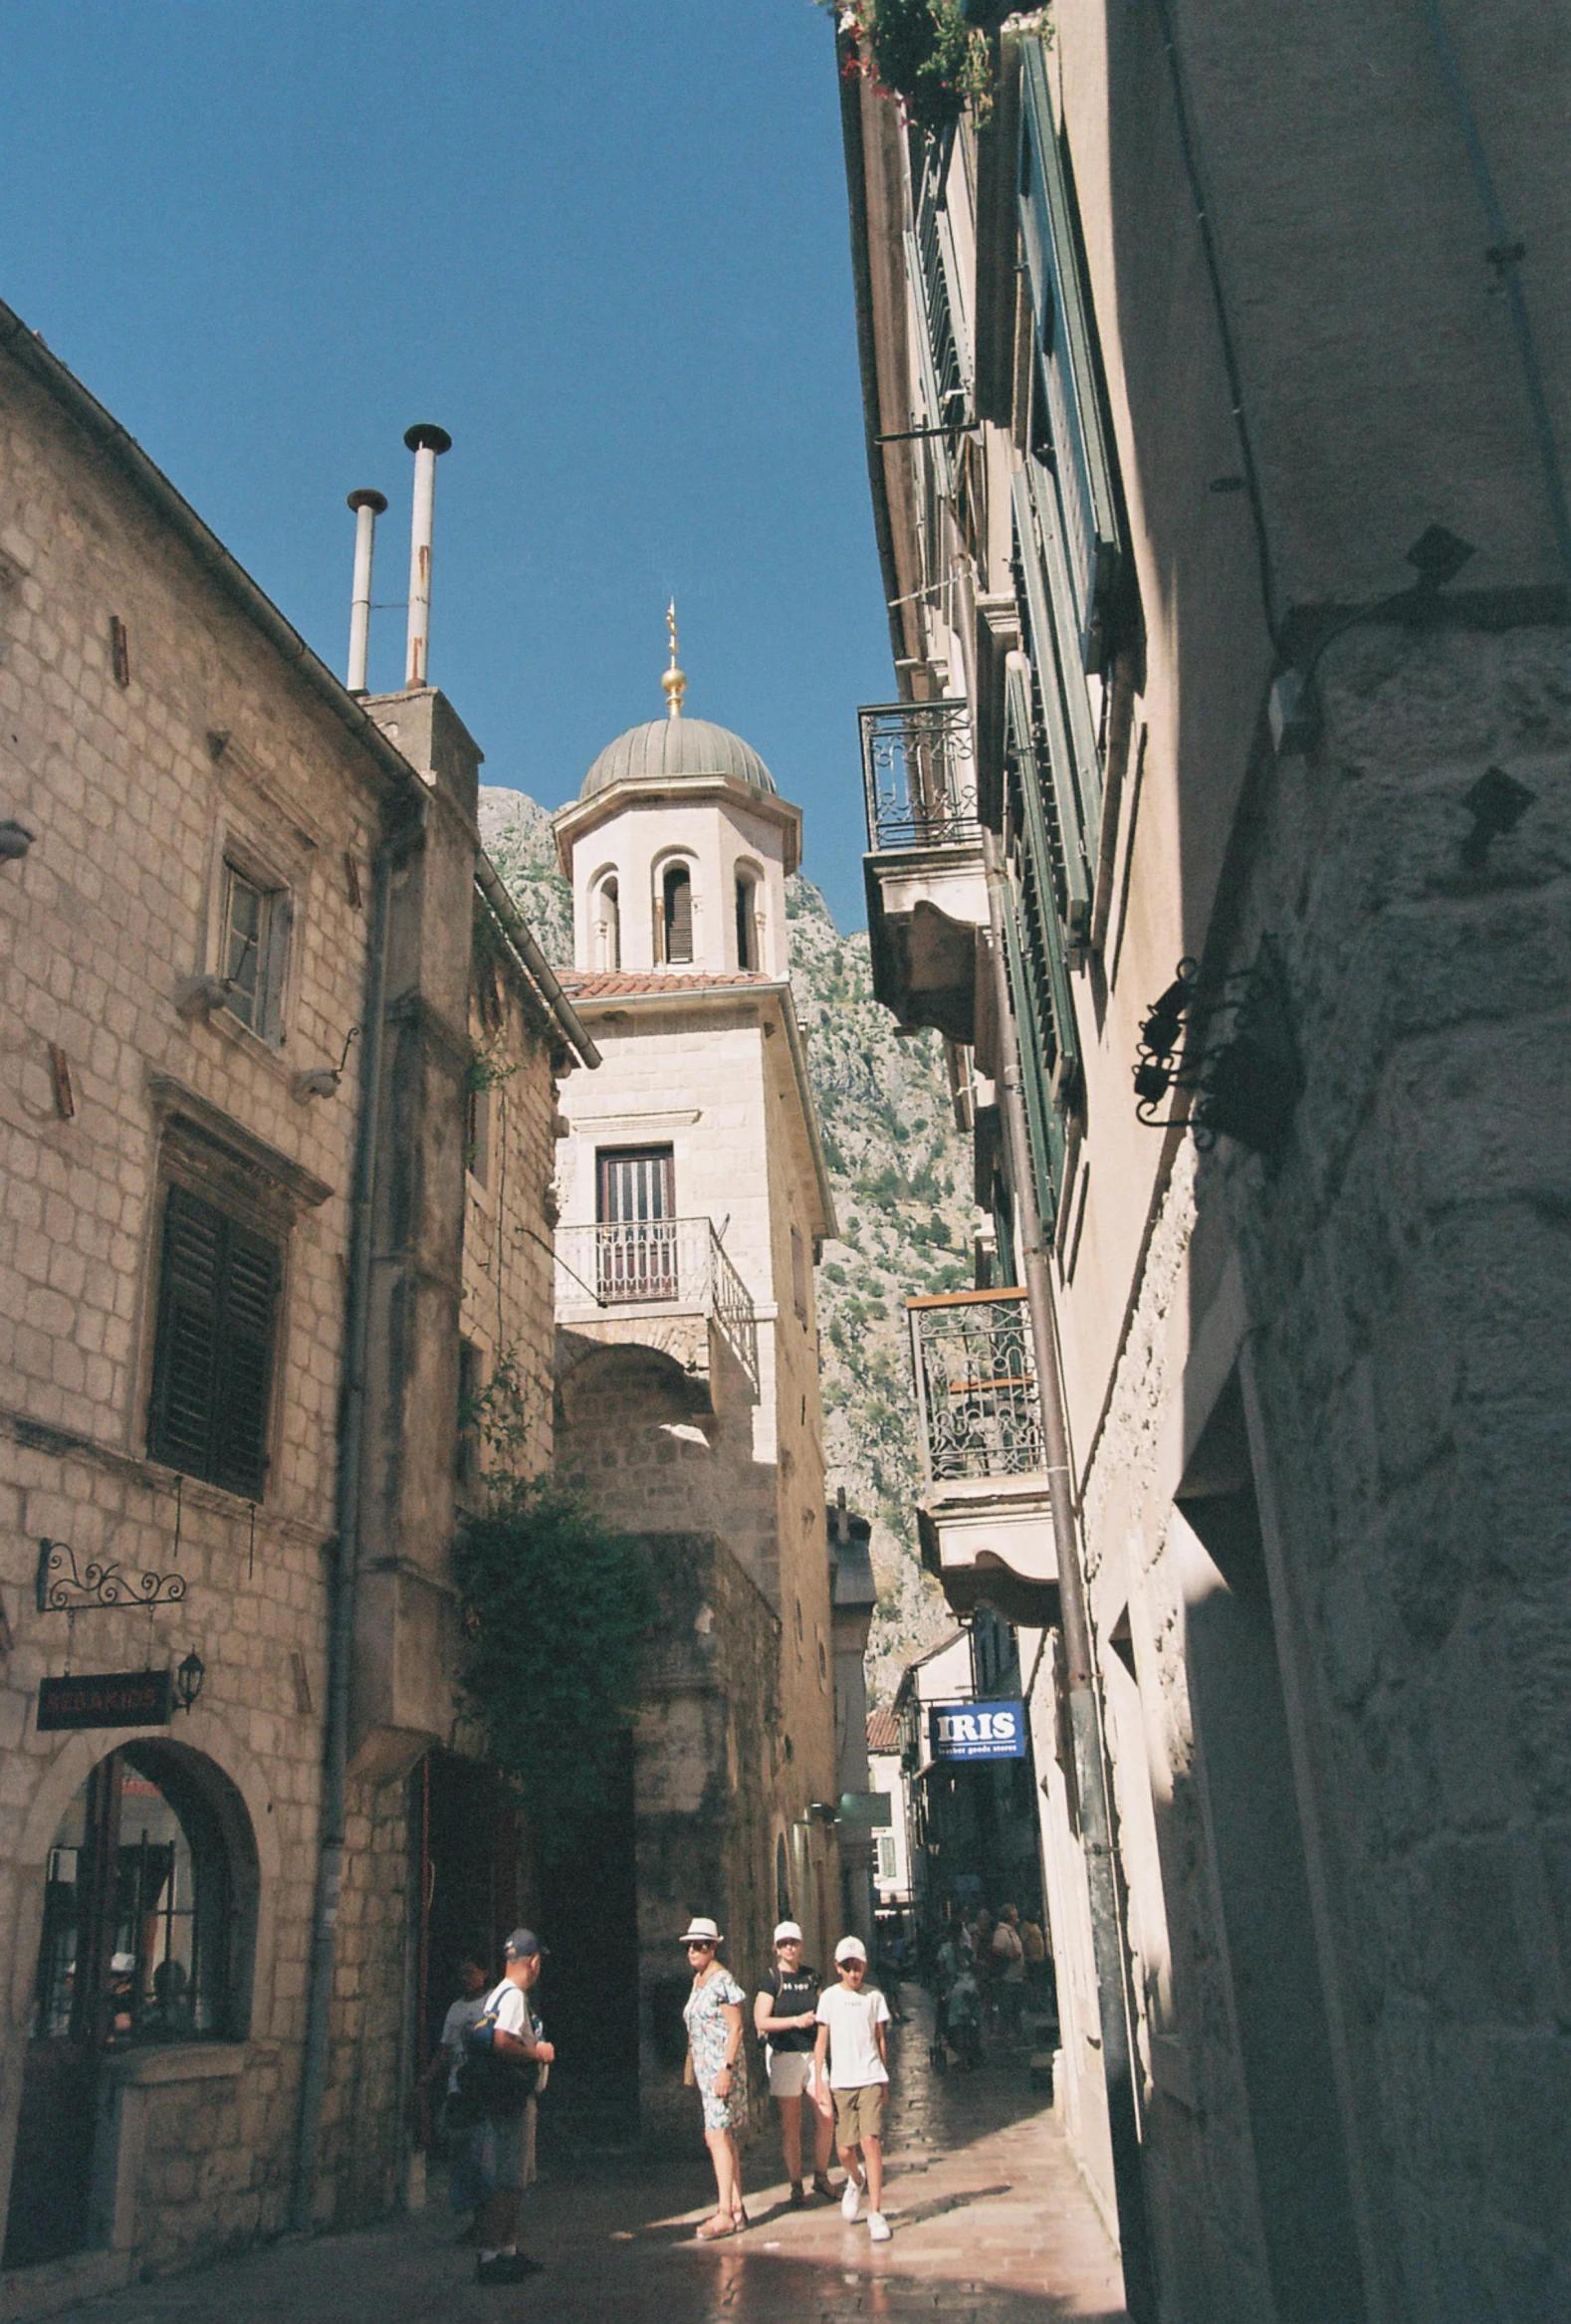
[{"xmin": 4, "ymin": 1745, "xmax": 257, "ymax": 2271}]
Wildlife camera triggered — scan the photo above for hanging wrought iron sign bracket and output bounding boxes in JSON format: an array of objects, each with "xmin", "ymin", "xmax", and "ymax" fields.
[
  {"xmin": 1133, "ymin": 937, "xmax": 1303, "ymax": 1158},
  {"xmin": 35, "ymin": 1538, "xmax": 187, "ymax": 1616}
]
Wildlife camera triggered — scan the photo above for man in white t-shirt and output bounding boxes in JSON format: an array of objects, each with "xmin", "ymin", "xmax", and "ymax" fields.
[
  {"xmin": 472, "ymin": 1930, "xmax": 556, "ymax": 2287},
  {"xmin": 413, "ymin": 1953, "xmax": 491, "ymax": 2224},
  {"xmin": 813, "ymin": 1936, "xmax": 893, "ymax": 2243}
]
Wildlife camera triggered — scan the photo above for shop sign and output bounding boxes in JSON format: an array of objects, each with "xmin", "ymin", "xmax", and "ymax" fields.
[
  {"xmin": 929, "ymin": 1699, "xmax": 1025, "ymax": 1762},
  {"xmin": 37, "ymin": 1669, "xmax": 173, "ymax": 1732}
]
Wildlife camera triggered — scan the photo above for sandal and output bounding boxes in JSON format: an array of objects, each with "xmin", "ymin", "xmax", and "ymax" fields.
[
  {"xmin": 696, "ymin": 2214, "xmax": 737, "ymax": 2241},
  {"xmin": 731, "ymin": 2207, "xmax": 750, "ymax": 2230}
]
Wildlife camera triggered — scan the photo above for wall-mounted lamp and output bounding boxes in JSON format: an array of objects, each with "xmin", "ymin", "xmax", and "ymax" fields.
[
  {"xmin": 0, "ymin": 819, "xmax": 35, "ymax": 862},
  {"xmin": 174, "ymin": 1648, "xmax": 206, "ymax": 1713},
  {"xmin": 1134, "ymin": 937, "xmax": 1302, "ymax": 1158},
  {"xmin": 1271, "ymin": 526, "xmax": 1477, "ymax": 755}
]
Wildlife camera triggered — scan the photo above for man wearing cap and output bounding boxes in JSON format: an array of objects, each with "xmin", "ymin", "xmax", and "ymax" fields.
[
  {"xmin": 754, "ymin": 1922, "xmax": 835, "ymax": 2206},
  {"xmin": 471, "ymin": 1930, "xmax": 555, "ymax": 2287},
  {"xmin": 813, "ymin": 1936, "xmax": 893, "ymax": 2242}
]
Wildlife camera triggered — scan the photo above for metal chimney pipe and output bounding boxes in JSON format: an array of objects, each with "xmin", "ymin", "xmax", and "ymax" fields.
[
  {"xmin": 344, "ymin": 489, "xmax": 387, "ymax": 694},
  {"xmin": 402, "ymin": 424, "xmax": 452, "ymax": 688}
]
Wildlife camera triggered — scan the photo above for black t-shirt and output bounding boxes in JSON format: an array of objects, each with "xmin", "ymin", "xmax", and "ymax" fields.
[{"xmin": 758, "ymin": 1965, "xmax": 819, "ymax": 2053}]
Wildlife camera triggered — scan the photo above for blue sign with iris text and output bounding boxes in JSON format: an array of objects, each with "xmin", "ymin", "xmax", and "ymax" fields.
[{"xmin": 929, "ymin": 1699, "xmax": 1026, "ymax": 1762}]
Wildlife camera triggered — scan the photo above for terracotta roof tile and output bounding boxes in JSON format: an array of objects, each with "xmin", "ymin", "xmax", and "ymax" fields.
[
  {"xmin": 866, "ymin": 1707, "xmax": 901, "ymax": 1754},
  {"xmin": 557, "ymin": 969, "xmax": 778, "ymax": 999}
]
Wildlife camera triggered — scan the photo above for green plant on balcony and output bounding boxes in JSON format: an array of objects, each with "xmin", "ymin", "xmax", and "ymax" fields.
[{"xmin": 829, "ymin": 0, "xmax": 998, "ymax": 135}]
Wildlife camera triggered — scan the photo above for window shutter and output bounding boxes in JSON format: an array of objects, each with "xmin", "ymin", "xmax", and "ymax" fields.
[
  {"xmin": 1004, "ymin": 501, "xmax": 1096, "ymax": 936},
  {"xmin": 1017, "ymin": 40, "xmax": 1121, "ymax": 666},
  {"xmin": 213, "ymin": 1220, "xmax": 279, "ymax": 1499},
  {"xmin": 148, "ymin": 1185, "xmax": 278, "ymax": 1499},
  {"xmin": 1001, "ymin": 877, "xmax": 1065, "ymax": 1219},
  {"xmin": 149, "ymin": 1185, "xmax": 222, "ymax": 1475},
  {"xmin": 1005, "ymin": 656, "xmax": 1080, "ymax": 1104}
]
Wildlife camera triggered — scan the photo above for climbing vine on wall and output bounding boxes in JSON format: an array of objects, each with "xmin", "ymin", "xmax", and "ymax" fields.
[{"xmin": 453, "ymin": 1476, "xmax": 652, "ymax": 1854}]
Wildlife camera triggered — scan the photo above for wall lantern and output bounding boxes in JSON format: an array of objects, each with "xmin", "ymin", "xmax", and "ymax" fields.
[
  {"xmin": 1134, "ymin": 937, "xmax": 1303, "ymax": 1158},
  {"xmin": 174, "ymin": 1648, "xmax": 206, "ymax": 1713}
]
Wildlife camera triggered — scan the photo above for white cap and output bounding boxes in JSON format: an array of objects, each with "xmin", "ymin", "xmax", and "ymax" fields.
[
  {"xmin": 773, "ymin": 1920, "xmax": 804, "ymax": 1945},
  {"xmin": 834, "ymin": 1935, "xmax": 867, "ymax": 1965}
]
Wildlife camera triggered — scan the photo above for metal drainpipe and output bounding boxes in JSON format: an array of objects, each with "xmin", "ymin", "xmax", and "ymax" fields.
[
  {"xmin": 981, "ymin": 830, "xmax": 1159, "ymax": 2322},
  {"xmin": 290, "ymin": 814, "xmax": 405, "ymax": 2231}
]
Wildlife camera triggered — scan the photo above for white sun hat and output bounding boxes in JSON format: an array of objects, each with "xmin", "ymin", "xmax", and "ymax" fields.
[{"xmin": 681, "ymin": 1916, "xmax": 724, "ymax": 1945}]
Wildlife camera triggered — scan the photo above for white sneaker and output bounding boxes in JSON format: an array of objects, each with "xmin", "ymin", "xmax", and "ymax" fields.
[
  {"xmin": 867, "ymin": 2212, "xmax": 892, "ymax": 2243},
  {"xmin": 840, "ymin": 2178, "xmax": 862, "ymax": 2222}
]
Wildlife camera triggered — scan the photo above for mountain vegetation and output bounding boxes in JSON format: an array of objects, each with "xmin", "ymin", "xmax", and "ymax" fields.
[{"xmin": 479, "ymin": 787, "xmax": 966, "ymax": 1701}]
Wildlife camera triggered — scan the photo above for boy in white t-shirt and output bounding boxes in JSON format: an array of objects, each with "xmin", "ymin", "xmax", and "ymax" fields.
[{"xmin": 813, "ymin": 1936, "xmax": 893, "ymax": 2242}]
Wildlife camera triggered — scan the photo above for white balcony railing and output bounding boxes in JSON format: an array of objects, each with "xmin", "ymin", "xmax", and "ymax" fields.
[{"xmin": 554, "ymin": 1218, "xmax": 759, "ymax": 1394}]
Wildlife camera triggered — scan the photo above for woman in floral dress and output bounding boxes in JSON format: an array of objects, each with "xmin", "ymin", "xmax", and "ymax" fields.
[{"xmin": 681, "ymin": 1916, "xmax": 749, "ymax": 2236}]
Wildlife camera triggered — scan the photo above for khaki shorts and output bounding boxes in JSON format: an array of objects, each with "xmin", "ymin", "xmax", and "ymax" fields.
[{"xmin": 832, "ymin": 2083, "xmax": 886, "ymax": 2147}]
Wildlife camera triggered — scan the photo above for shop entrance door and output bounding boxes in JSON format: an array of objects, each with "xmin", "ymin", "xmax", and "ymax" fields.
[
  {"xmin": 4, "ymin": 1758, "xmax": 118, "ymax": 2268},
  {"xmin": 5, "ymin": 1747, "xmax": 238, "ymax": 2272}
]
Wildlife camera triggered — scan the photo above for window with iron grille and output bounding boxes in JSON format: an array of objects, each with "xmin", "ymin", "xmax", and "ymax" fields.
[{"xmin": 147, "ymin": 1182, "xmax": 280, "ymax": 1499}]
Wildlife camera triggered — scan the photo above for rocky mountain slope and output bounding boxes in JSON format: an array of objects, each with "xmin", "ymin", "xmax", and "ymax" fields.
[{"xmin": 479, "ymin": 787, "xmax": 965, "ymax": 1702}]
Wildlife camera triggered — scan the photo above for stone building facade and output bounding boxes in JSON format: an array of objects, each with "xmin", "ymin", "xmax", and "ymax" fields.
[
  {"xmin": 548, "ymin": 661, "xmax": 843, "ymax": 2126},
  {"xmin": 0, "ymin": 306, "xmax": 586, "ymax": 2309},
  {"xmin": 835, "ymin": 8, "xmax": 1569, "ymax": 2321}
]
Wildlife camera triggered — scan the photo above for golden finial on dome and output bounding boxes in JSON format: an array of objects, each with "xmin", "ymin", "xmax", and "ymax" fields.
[{"xmin": 661, "ymin": 598, "xmax": 686, "ymax": 719}]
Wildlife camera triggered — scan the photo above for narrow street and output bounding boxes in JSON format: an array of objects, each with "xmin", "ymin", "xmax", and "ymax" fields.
[{"xmin": 59, "ymin": 1998, "xmax": 1126, "ymax": 2324}]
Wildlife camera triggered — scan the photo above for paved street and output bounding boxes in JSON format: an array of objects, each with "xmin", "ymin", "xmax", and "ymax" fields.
[{"xmin": 60, "ymin": 1998, "xmax": 1126, "ymax": 2323}]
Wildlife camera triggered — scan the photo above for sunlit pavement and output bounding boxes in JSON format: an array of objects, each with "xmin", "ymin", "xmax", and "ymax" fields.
[{"xmin": 60, "ymin": 1994, "xmax": 1127, "ymax": 2322}]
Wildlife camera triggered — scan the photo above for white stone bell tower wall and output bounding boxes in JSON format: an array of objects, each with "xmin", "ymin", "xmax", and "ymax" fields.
[{"xmin": 566, "ymin": 785, "xmax": 792, "ymax": 977}]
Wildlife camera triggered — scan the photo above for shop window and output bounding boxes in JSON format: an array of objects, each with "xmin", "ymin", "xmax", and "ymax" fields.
[
  {"xmin": 147, "ymin": 1181, "xmax": 280, "ymax": 1500},
  {"xmin": 7, "ymin": 1747, "xmax": 256, "ymax": 2268}
]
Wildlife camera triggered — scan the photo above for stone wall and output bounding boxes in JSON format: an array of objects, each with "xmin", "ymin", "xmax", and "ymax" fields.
[
  {"xmin": 1070, "ymin": 619, "xmax": 1571, "ymax": 2322},
  {"xmin": 0, "ymin": 332, "xmax": 566, "ymax": 2298}
]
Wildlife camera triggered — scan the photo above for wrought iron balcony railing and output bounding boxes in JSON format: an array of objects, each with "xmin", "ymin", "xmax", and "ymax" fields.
[
  {"xmin": 555, "ymin": 1217, "xmax": 758, "ymax": 1392},
  {"xmin": 907, "ymin": 1288, "xmax": 1043, "ymax": 1483},
  {"xmin": 860, "ymin": 700, "xmax": 980, "ymax": 853}
]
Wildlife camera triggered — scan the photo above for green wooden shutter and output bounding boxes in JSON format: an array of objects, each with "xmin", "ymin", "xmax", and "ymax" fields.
[
  {"xmin": 213, "ymin": 1219, "xmax": 279, "ymax": 1500},
  {"xmin": 1017, "ymin": 38, "xmax": 1122, "ymax": 665},
  {"xmin": 1010, "ymin": 470, "xmax": 1098, "ymax": 929},
  {"xmin": 149, "ymin": 1184, "xmax": 278, "ymax": 1499},
  {"xmin": 1001, "ymin": 877, "xmax": 1064, "ymax": 1219},
  {"xmin": 149, "ymin": 1184, "xmax": 222, "ymax": 1477},
  {"xmin": 1006, "ymin": 656, "xmax": 1080, "ymax": 1102}
]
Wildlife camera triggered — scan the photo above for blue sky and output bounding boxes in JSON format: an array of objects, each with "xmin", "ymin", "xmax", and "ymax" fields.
[{"xmin": 0, "ymin": 1, "xmax": 889, "ymax": 930}]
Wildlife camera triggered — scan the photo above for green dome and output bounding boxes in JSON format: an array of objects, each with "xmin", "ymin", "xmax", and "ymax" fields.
[{"xmin": 580, "ymin": 716, "xmax": 777, "ymax": 802}]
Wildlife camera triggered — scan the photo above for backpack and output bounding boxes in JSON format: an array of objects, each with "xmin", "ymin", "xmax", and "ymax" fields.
[{"xmin": 454, "ymin": 1984, "xmax": 538, "ymax": 2122}]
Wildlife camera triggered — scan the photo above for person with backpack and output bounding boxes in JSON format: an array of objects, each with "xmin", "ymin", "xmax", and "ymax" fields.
[
  {"xmin": 460, "ymin": 1929, "xmax": 555, "ymax": 2287},
  {"xmin": 754, "ymin": 1920, "xmax": 835, "ymax": 2206}
]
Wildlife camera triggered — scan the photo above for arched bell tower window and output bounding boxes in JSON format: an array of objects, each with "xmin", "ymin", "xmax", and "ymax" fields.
[
  {"xmin": 594, "ymin": 876, "xmax": 621, "ymax": 971},
  {"xmin": 735, "ymin": 871, "xmax": 759, "ymax": 971},
  {"xmin": 660, "ymin": 863, "xmax": 694, "ymax": 965}
]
